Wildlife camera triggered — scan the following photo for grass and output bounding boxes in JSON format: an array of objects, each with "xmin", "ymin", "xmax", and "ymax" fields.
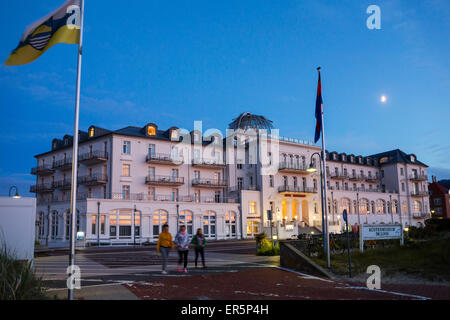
[
  {"xmin": 312, "ymin": 232, "xmax": 450, "ymax": 282},
  {"xmin": 0, "ymin": 247, "xmax": 48, "ymax": 300}
]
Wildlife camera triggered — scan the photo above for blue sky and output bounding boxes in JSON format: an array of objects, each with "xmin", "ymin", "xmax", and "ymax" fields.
[{"xmin": 0, "ymin": 0, "xmax": 449, "ymax": 196}]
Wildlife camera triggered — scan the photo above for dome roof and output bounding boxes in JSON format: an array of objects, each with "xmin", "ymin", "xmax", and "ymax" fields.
[{"xmin": 228, "ymin": 112, "xmax": 274, "ymax": 132}]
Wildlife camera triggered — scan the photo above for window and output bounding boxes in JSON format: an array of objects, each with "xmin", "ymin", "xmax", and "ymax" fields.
[
  {"xmin": 400, "ymin": 168, "xmax": 404, "ymax": 176},
  {"xmin": 171, "ymin": 129, "xmax": 178, "ymax": 140},
  {"xmin": 122, "ymin": 185, "xmax": 130, "ymax": 200},
  {"xmin": 402, "ymin": 183, "xmax": 405, "ymax": 192},
  {"xmin": 65, "ymin": 212, "xmax": 70, "ymax": 240},
  {"xmin": 269, "ymin": 175, "xmax": 274, "ymax": 187},
  {"xmin": 92, "ymin": 216, "xmax": 97, "ymax": 235},
  {"xmin": 152, "ymin": 210, "xmax": 168, "ymax": 239},
  {"xmin": 225, "ymin": 211, "xmax": 237, "ymax": 238},
  {"xmin": 89, "ymin": 127, "xmax": 95, "ymax": 137},
  {"xmin": 237, "ymin": 164, "xmax": 243, "ymax": 170},
  {"xmin": 434, "ymin": 198, "xmax": 442, "ymax": 205},
  {"xmin": 122, "ymin": 164, "xmax": 131, "ymax": 177},
  {"xmin": 51, "ymin": 212, "xmax": 58, "ymax": 240},
  {"xmin": 413, "ymin": 200, "xmax": 422, "ymax": 213},
  {"xmin": 203, "ymin": 211, "xmax": 216, "ymax": 239},
  {"xmin": 147, "ymin": 126, "xmax": 156, "ymax": 136},
  {"xmin": 237, "ymin": 177, "xmax": 243, "ymax": 190},
  {"xmin": 179, "ymin": 210, "xmax": 193, "ymax": 235},
  {"xmin": 148, "ymin": 144, "xmax": 156, "ymax": 156},
  {"xmin": 214, "ymin": 191, "xmax": 221, "ymax": 203},
  {"xmin": 249, "ymin": 202, "xmax": 256, "ymax": 214},
  {"xmin": 246, "ymin": 221, "xmax": 259, "ymax": 237},
  {"xmin": 123, "ymin": 141, "xmax": 131, "ymax": 154},
  {"xmin": 148, "ymin": 187, "xmax": 155, "ymax": 201},
  {"xmin": 100, "ymin": 215, "xmax": 106, "ymax": 235}
]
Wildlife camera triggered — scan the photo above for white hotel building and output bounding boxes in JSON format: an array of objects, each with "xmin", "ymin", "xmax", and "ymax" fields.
[{"xmin": 32, "ymin": 113, "xmax": 430, "ymax": 247}]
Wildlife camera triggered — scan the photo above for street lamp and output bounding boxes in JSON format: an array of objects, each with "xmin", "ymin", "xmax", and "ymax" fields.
[{"xmin": 9, "ymin": 186, "xmax": 20, "ymax": 199}]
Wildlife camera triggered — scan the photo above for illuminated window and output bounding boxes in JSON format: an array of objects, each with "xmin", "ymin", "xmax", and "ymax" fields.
[
  {"xmin": 246, "ymin": 221, "xmax": 259, "ymax": 237},
  {"xmin": 123, "ymin": 141, "xmax": 131, "ymax": 154},
  {"xmin": 153, "ymin": 209, "xmax": 168, "ymax": 239},
  {"xmin": 147, "ymin": 126, "xmax": 156, "ymax": 136},
  {"xmin": 122, "ymin": 164, "xmax": 130, "ymax": 177},
  {"xmin": 89, "ymin": 127, "xmax": 95, "ymax": 138},
  {"xmin": 171, "ymin": 129, "xmax": 179, "ymax": 140},
  {"xmin": 249, "ymin": 202, "xmax": 256, "ymax": 214}
]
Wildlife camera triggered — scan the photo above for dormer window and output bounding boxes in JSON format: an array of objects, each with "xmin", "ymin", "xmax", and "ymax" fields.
[
  {"xmin": 194, "ymin": 133, "xmax": 200, "ymax": 142},
  {"xmin": 89, "ymin": 127, "xmax": 95, "ymax": 138},
  {"xmin": 410, "ymin": 155, "xmax": 416, "ymax": 163},
  {"xmin": 147, "ymin": 126, "xmax": 156, "ymax": 136},
  {"xmin": 171, "ymin": 129, "xmax": 179, "ymax": 141},
  {"xmin": 53, "ymin": 141, "xmax": 57, "ymax": 150},
  {"xmin": 64, "ymin": 138, "xmax": 69, "ymax": 146}
]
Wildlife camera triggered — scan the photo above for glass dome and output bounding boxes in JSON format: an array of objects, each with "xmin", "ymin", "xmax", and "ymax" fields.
[{"xmin": 228, "ymin": 112, "xmax": 274, "ymax": 132}]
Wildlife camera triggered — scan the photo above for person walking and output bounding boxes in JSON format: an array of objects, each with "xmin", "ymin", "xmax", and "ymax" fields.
[
  {"xmin": 174, "ymin": 225, "xmax": 190, "ymax": 273},
  {"xmin": 191, "ymin": 228, "xmax": 207, "ymax": 269},
  {"xmin": 156, "ymin": 224, "xmax": 174, "ymax": 275}
]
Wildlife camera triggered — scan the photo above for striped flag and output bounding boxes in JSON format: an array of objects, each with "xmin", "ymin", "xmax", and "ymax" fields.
[
  {"xmin": 314, "ymin": 69, "xmax": 323, "ymax": 143},
  {"xmin": 5, "ymin": 0, "xmax": 81, "ymax": 66}
]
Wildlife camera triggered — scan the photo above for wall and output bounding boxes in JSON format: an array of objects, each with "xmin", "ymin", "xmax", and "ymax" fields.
[{"xmin": 0, "ymin": 197, "xmax": 36, "ymax": 261}]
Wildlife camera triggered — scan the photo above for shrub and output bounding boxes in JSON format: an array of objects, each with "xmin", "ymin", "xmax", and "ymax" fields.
[{"xmin": 0, "ymin": 247, "xmax": 47, "ymax": 300}]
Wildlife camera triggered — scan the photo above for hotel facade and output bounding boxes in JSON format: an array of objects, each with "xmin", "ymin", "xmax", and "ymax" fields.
[{"xmin": 32, "ymin": 113, "xmax": 430, "ymax": 247}]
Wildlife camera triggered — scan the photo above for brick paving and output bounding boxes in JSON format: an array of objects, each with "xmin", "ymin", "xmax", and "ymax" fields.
[{"xmin": 124, "ymin": 267, "xmax": 449, "ymax": 300}]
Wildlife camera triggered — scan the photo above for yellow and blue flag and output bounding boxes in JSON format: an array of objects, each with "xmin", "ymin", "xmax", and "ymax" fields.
[{"xmin": 5, "ymin": 0, "xmax": 81, "ymax": 66}]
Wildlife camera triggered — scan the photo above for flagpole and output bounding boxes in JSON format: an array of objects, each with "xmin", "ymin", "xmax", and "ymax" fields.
[
  {"xmin": 68, "ymin": 0, "xmax": 85, "ymax": 301},
  {"xmin": 318, "ymin": 67, "xmax": 331, "ymax": 269}
]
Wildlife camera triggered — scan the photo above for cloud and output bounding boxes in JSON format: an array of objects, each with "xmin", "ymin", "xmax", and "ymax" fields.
[{"xmin": 428, "ymin": 167, "xmax": 450, "ymax": 180}]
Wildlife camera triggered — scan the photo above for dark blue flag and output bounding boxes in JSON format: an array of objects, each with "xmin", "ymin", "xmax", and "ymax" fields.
[{"xmin": 314, "ymin": 70, "xmax": 323, "ymax": 143}]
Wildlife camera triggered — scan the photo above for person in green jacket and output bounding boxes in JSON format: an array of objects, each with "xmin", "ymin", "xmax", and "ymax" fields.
[{"xmin": 191, "ymin": 228, "xmax": 207, "ymax": 269}]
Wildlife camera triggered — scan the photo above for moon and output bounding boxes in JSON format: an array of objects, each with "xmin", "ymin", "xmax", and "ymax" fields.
[{"xmin": 380, "ymin": 95, "xmax": 387, "ymax": 103}]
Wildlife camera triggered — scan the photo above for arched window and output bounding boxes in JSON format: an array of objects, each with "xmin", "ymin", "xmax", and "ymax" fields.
[
  {"xmin": 179, "ymin": 210, "xmax": 193, "ymax": 235},
  {"xmin": 413, "ymin": 201, "xmax": 422, "ymax": 213},
  {"xmin": 38, "ymin": 212, "xmax": 45, "ymax": 238},
  {"xmin": 152, "ymin": 209, "xmax": 168, "ymax": 239},
  {"xmin": 371, "ymin": 201, "xmax": 375, "ymax": 214},
  {"xmin": 392, "ymin": 200, "xmax": 399, "ymax": 214},
  {"xmin": 341, "ymin": 198, "xmax": 351, "ymax": 215},
  {"xmin": 203, "ymin": 211, "xmax": 216, "ymax": 239},
  {"xmin": 51, "ymin": 211, "xmax": 59, "ymax": 240},
  {"xmin": 376, "ymin": 200, "xmax": 384, "ymax": 214},
  {"xmin": 333, "ymin": 199, "xmax": 338, "ymax": 214},
  {"xmin": 147, "ymin": 126, "xmax": 156, "ymax": 136},
  {"xmin": 225, "ymin": 211, "xmax": 237, "ymax": 238},
  {"xmin": 360, "ymin": 199, "xmax": 369, "ymax": 214}
]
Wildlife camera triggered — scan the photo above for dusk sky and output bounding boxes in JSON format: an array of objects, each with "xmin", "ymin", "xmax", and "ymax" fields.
[{"xmin": 0, "ymin": 0, "xmax": 449, "ymax": 196}]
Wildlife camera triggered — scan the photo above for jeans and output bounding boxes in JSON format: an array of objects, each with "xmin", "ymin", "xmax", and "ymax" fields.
[
  {"xmin": 178, "ymin": 250, "xmax": 189, "ymax": 269},
  {"xmin": 195, "ymin": 247, "xmax": 205, "ymax": 267},
  {"xmin": 160, "ymin": 247, "xmax": 170, "ymax": 271}
]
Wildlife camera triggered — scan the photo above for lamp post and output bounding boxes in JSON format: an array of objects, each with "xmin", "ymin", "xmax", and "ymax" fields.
[
  {"xmin": 307, "ymin": 152, "xmax": 328, "ymax": 257},
  {"xmin": 8, "ymin": 186, "xmax": 20, "ymax": 199}
]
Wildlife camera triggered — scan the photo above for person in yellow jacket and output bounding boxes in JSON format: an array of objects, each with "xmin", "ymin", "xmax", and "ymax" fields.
[{"xmin": 156, "ymin": 224, "xmax": 175, "ymax": 275}]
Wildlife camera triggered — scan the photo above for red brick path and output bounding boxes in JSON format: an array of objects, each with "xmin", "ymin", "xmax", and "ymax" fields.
[{"xmin": 124, "ymin": 268, "xmax": 450, "ymax": 300}]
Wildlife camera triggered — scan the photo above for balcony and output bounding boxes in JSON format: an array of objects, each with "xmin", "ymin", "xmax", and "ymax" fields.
[
  {"xmin": 53, "ymin": 158, "xmax": 72, "ymax": 171},
  {"xmin": 365, "ymin": 176, "xmax": 381, "ymax": 183},
  {"xmin": 278, "ymin": 185, "xmax": 317, "ymax": 195},
  {"xmin": 54, "ymin": 179, "xmax": 72, "ymax": 190},
  {"xmin": 409, "ymin": 174, "xmax": 428, "ymax": 181},
  {"xmin": 410, "ymin": 191, "xmax": 429, "ymax": 197},
  {"xmin": 145, "ymin": 175, "xmax": 184, "ymax": 186},
  {"xmin": 78, "ymin": 174, "xmax": 108, "ymax": 186},
  {"xmin": 192, "ymin": 179, "xmax": 228, "ymax": 188},
  {"xmin": 78, "ymin": 151, "xmax": 108, "ymax": 165},
  {"xmin": 329, "ymin": 172, "xmax": 349, "ymax": 180},
  {"xmin": 192, "ymin": 158, "xmax": 226, "ymax": 169},
  {"xmin": 146, "ymin": 153, "xmax": 182, "ymax": 166},
  {"xmin": 278, "ymin": 163, "xmax": 310, "ymax": 174},
  {"xmin": 349, "ymin": 174, "xmax": 366, "ymax": 181},
  {"xmin": 413, "ymin": 213, "xmax": 429, "ymax": 219},
  {"xmin": 31, "ymin": 165, "xmax": 54, "ymax": 176},
  {"xmin": 30, "ymin": 183, "xmax": 54, "ymax": 193}
]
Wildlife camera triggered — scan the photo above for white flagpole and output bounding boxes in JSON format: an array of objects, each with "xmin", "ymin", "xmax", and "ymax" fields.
[
  {"xmin": 318, "ymin": 67, "xmax": 331, "ymax": 269},
  {"xmin": 68, "ymin": 0, "xmax": 85, "ymax": 301}
]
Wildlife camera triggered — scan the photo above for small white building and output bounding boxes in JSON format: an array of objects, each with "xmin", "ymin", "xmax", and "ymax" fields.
[
  {"xmin": 32, "ymin": 113, "xmax": 430, "ymax": 247},
  {"xmin": 0, "ymin": 197, "xmax": 36, "ymax": 261}
]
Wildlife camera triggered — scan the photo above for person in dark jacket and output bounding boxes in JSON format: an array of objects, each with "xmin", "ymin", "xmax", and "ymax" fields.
[{"xmin": 191, "ymin": 228, "xmax": 207, "ymax": 269}]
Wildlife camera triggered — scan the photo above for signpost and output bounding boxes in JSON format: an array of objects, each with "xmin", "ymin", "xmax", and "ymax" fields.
[
  {"xmin": 343, "ymin": 210, "xmax": 352, "ymax": 278},
  {"xmin": 360, "ymin": 224, "xmax": 404, "ymax": 253}
]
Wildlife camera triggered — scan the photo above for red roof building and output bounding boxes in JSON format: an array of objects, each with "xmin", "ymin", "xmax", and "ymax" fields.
[{"xmin": 429, "ymin": 177, "xmax": 450, "ymax": 219}]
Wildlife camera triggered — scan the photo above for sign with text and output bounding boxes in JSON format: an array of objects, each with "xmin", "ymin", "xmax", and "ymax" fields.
[{"xmin": 360, "ymin": 224, "xmax": 403, "ymax": 252}]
